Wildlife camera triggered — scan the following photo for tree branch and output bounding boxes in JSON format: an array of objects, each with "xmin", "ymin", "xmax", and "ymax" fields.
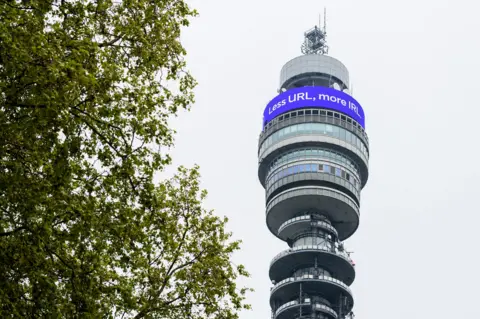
[
  {"xmin": 98, "ymin": 34, "xmax": 125, "ymax": 48},
  {"xmin": 0, "ymin": 226, "xmax": 27, "ymax": 237}
]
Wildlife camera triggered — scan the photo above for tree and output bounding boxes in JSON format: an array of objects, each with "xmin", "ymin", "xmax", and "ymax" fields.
[{"xmin": 0, "ymin": 1, "xmax": 251, "ymax": 318}]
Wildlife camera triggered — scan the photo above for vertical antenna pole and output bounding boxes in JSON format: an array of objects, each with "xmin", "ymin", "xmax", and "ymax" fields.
[{"xmin": 324, "ymin": 7, "xmax": 327, "ymax": 33}]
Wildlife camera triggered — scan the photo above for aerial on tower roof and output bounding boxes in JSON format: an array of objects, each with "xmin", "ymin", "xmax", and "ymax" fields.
[{"xmin": 301, "ymin": 8, "xmax": 328, "ymax": 55}]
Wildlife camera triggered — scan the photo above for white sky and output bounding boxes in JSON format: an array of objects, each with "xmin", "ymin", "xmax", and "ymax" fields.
[{"xmin": 167, "ymin": 0, "xmax": 480, "ymax": 317}]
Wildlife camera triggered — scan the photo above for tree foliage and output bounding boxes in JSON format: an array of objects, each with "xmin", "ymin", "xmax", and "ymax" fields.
[{"xmin": 0, "ymin": 0, "xmax": 251, "ymax": 318}]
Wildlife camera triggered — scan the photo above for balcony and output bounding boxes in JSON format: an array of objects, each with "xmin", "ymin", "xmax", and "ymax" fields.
[
  {"xmin": 266, "ymin": 186, "xmax": 360, "ymax": 241},
  {"xmin": 274, "ymin": 299, "xmax": 338, "ymax": 319},
  {"xmin": 270, "ymin": 274, "xmax": 353, "ymax": 313},
  {"xmin": 269, "ymin": 244, "xmax": 355, "ymax": 285},
  {"xmin": 277, "ymin": 215, "xmax": 338, "ymax": 240}
]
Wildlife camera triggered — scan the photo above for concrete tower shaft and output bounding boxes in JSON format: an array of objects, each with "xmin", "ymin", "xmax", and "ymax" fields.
[{"xmin": 257, "ymin": 28, "xmax": 369, "ymax": 319}]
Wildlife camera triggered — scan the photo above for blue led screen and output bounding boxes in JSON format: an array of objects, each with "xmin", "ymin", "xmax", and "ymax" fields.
[{"xmin": 263, "ymin": 86, "xmax": 365, "ymax": 128}]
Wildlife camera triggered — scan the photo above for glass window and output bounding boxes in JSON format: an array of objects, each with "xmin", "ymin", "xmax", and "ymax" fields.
[
  {"xmin": 333, "ymin": 125, "xmax": 339, "ymax": 135},
  {"xmin": 304, "ymin": 237, "xmax": 314, "ymax": 245},
  {"xmin": 326, "ymin": 125, "xmax": 333, "ymax": 135},
  {"xmin": 262, "ymin": 125, "xmax": 367, "ymax": 164},
  {"xmin": 267, "ymin": 158, "xmax": 364, "ymax": 190}
]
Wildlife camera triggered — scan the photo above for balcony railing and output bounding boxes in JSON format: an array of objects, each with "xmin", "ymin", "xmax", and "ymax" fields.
[
  {"xmin": 275, "ymin": 300, "xmax": 338, "ymax": 319},
  {"xmin": 277, "ymin": 216, "xmax": 338, "ymax": 237},
  {"xmin": 270, "ymin": 274, "xmax": 352, "ymax": 296},
  {"xmin": 270, "ymin": 244, "xmax": 354, "ymax": 268}
]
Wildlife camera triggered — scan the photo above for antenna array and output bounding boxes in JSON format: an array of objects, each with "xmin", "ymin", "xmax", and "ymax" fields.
[{"xmin": 301, "ymin": 8, "xmax": 329, "ymax": 55}]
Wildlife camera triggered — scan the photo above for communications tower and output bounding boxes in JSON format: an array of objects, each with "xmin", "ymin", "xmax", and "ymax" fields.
[{"xmin": 257, "ymin": 13, "xmax": 369, "ymax": 319}]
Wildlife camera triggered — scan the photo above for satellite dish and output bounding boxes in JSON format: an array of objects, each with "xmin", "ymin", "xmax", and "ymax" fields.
[
  {"xmin": 332, "ymin": 82, "xmax": 341, "ymax": 91},
  {"xmin": 343, "ymin": 88, "xmax": 350, "ymax": 95}
]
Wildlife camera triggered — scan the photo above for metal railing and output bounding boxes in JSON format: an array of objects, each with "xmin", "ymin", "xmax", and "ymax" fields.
[
  {"xmin": 277, "ymin": 215, "xmax": 338, "ymax": 236},
  {"xmin": 270, "ymin": 244, "xmax": 354, "ymax": 268},
  {"xmin": 275, "ymin": 300, "xmax": 338, "ymax": 319},
  {"xmin": 270, "ymin": 274, "xmax": 352, "ymax": 296}
]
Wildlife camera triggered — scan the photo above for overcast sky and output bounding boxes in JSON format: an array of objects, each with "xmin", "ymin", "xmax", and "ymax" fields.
[{"xmin": 166, "ymin": 0, "xmax": 480, "ymax": 318}]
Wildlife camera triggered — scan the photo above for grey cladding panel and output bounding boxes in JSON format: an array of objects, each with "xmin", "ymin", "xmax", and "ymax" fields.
[{"xmin": 280, "ymin": 55, "xmax": 350, "ymax": 89}]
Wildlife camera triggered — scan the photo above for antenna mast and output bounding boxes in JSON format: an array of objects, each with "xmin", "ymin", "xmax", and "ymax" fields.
[
  {"xmin": 324, "ymin": 7, "xmax": 327, "ymax": 34},
  {"xmin": 301, "ymin": 8, "xmax": 329, "ymax": 55}
]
